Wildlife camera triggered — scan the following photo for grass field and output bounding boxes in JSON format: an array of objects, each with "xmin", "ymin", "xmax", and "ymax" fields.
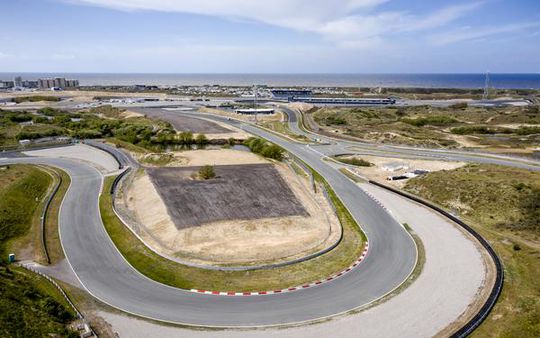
[
  {"xmin": 404, "ymin": 164, "xmax": 540, "ymax": 337},
  {"xmin": 0, "ymin": 165, "xmax": 52, "ymax": 259},
  {"xmin": 100, "ymin": 171, "xmax": 365, "ymax": 291},
  {"xmin": 0, "ymin": 164, "xmax": 77, "ymax": 337},
  {"xmin": 258, "ymin": 121, "xmax": 310, "ymax": 141}
]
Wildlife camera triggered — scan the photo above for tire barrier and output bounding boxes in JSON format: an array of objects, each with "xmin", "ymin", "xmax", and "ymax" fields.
[
  {"xmin": 110, "ymin": 167, "xmax": 131, "ymax": 195},
  {"xmin": 368, "ymin": 180, "xmax": 503, "ymax": 338}
]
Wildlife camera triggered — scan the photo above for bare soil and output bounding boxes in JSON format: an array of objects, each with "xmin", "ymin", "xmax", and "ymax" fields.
[{"xmin": 174, "ymin": 148, "xmax": 267, "ymax": 167}]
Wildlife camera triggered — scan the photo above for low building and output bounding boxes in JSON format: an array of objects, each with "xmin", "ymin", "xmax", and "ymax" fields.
[{"xmin": 289, "ymin": 97, "xmax": 396, "ymax": 106}]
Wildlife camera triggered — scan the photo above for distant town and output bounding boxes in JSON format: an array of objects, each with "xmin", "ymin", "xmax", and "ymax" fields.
[{"xmin": 0, "ymin": 76, "xmax": 79, "ymax": 91}]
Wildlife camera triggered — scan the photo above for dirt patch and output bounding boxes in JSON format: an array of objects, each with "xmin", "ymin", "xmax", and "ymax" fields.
[
  {"xmin": 122, "ymin": 161, "xmax": 340, "ymax": 265},
  {"xmin": 174, "ymin": 148, "xmax": 267, "ymax": 167},
  {"xmin": 147, "ymin": 164, "xmax": 309, "ymax": 229},
  {"xmin": 120, "ymin": 110, "xmax": 144, "ymax": 119}
]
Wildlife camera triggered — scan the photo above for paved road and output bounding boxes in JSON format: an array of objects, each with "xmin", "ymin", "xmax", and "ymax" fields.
[{"xmin": 1, "ymin": 129, "xmax": 417, "ymax": 327}]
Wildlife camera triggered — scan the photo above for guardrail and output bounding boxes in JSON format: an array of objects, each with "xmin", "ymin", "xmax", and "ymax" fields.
[
  {"xmin": 368, "ymin": 180, "xmax": 504, "ymax": 338},
  {"xmin": 83, "ymin": 140, "xmax": 123, "ymax": 169},
  {"xmin": 20, "ymin": 264, "xmax": 95, "ymax": 337},
  {"xmin": 40, "ymin": 168, "xmax": 62, "ymax": 265}
]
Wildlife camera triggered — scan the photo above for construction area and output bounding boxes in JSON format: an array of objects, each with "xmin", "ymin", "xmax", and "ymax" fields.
[{"xmin": 119, "ymin": 149, "xmax": 341, "ymax": 266}]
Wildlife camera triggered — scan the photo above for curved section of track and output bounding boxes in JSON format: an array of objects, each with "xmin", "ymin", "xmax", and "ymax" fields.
[{"xmin": 1, "ymin": 140, "xmax": 416, "ymax": 327}]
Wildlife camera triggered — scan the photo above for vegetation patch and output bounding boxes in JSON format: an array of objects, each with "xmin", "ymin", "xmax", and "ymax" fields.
[
  {"xmin": 244, "ymin": 137, "xmax": 284, "ymax": 160},
  {"xmin": 0, "ymin": 165, "xmax": 51, "ymax": 259},
  {"xmin": 400, "ymin": 115, "xmax": 458, "ymax": 127},
  {"xmin": 12, "ymin": 96, "xmax": 61, "ymax": 104},
  {"xmin": 451, "ymin": 126, "xmax": 513, "ymax": 135},
  {"xmin": 308, "ymin": 104, "xmax": 540, "ymax": 150},
  {"xmin": 0, "ymin": 164, "xmax": 77, "ymax": 337},
  {"xmin": 332, "ymin": 156, "xmax": 373, "ymax": 167},
  {"xmin": 198, "ymin": 165, "xmax": 216, "ymax": 180}
]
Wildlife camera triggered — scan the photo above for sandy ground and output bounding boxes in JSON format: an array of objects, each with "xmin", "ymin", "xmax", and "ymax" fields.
[
  {"xmin": 173, "ymin": 148, "xmax": 267, "ymax": 166},
  {"xmin": 121, "ymin": 150, "xmax": 340, "ymax": 266},
  {"xmin": 343, "ymin": 155, "xmax": 466, "ymax": 188},
  {"xmin": 23, "ymin": 144, "xmax": 119, "ymax": 174},
  {"xmin": 120, "ymin": 110, "xmax": 144, "ymax": 119},
  {"xmin": 96, "ymin": 181, "xmax": 489, "ymax": 337}
]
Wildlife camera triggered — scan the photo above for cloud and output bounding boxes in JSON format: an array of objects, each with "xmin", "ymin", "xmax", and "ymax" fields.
[
  {"xmin": 66, "ymin": 0, "xmax": 389, "ymax": 30},
  {"xmin": 64, "ymin": 0, "xmax": 481, "ymax": 47},
  {"xmin": 431, "ymin": 22, "xmax": 540, "ymax": 45}
]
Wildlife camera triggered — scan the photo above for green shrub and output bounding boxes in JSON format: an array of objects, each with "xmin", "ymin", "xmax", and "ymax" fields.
[
  {"xmin": 334, "ymin": 156, "xmax": 373, "ymax": 167},
  {"xmin": 198, "ymin": 165, "xmax": 216, "ymax": 180},
  {"xmin": 400, "ymin": 115, "xmax": 458, "ymax": 127},
  {"xmin": 13, "ymin": 96, "xmax": 61, "ymax": 104},
  {"xmin": 244, "ymin": 137, "xmax": 284, "ymax": 160},
  {"xmin": 451, "ymin": 126, "xmax": 513, "ymax": 135}
]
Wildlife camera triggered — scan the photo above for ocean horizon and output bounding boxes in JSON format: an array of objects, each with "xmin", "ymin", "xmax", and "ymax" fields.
[{"xmin": 1, "ymin": 73, "xmax": 540, "ymax": 89}]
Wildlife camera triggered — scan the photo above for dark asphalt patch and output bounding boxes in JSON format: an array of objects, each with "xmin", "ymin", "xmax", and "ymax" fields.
[
  {"xmin": 133, "ymin": 108, "xmax": 232, "ymax": 134},
  {"xmin": 147, "ymin": 164, "xmax": 309, "ymax": 229}
]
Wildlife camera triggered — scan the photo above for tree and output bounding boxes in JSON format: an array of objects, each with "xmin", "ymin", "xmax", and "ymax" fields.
[
  {"xmin": 178, "ymin": 131, "xmax": 194, "ymax": 145},
  {"xmin": 198, "ymin": 165, "xmax": 215, "ymax": 180},
  {"xmin": 195, "ymin": 133, "xmax": 208, "ymax": 145}
]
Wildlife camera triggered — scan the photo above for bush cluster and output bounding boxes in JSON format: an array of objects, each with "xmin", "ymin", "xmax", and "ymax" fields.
[
  {"xmin": 400, "ymin": 115, "xmax": 458, "ymax": 127},
  {"xmin": 244, "ymin": 137, "xmax": 284, "ymax": 161}
]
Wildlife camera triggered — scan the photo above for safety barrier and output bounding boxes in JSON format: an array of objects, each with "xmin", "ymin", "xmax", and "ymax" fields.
[{"xmin": 39, "ymin": 168, "xmax": 62, "ymax": 265}]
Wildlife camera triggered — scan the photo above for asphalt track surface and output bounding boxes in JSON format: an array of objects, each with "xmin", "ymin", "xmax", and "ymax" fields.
[{"xmin": 1, "ymin": 126, "xmax": 417, "ymax": 327}]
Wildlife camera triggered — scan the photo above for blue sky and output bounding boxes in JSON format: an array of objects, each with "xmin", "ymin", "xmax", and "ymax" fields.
[{"xmin": 0, "ymin": 0, "xmax": 539, "ymax": 73}]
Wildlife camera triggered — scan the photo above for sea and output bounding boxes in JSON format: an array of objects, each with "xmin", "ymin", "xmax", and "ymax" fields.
[{"xmin": 1, "ymin": 73, "xmax": 540, "ymax": 89}]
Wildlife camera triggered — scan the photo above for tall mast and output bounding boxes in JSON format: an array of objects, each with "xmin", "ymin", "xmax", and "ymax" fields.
[{"xmin": 483, "ymin": 72, "xmax": 491, "ymax": 100}]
